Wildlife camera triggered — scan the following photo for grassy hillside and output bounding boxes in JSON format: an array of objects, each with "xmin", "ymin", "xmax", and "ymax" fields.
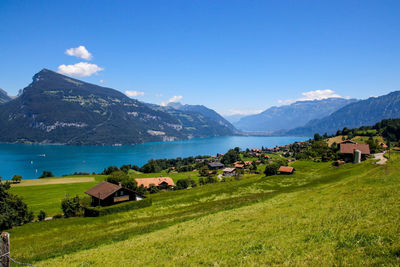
[{"xmin": 7, "ymin": 154, "xmax": 400, "ymax": 266}]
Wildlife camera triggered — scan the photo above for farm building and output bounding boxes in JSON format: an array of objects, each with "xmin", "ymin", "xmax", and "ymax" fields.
[
  {"xmin": 135, "ymin": 177, "xmax": 175, "ymax": 189},
  {"xmin": 85, "ymin": 181, "xmax": 143, "ymax": 207},
  {"xmin": 223, "ymin": 167, "xmax": 236, "ymax": 177},
  {"xmin": 208, "ymin": 162, "xmax": 225, "ymax": 169},
  {"xmin": 339, "ymin": 143, "xmax": 370, "ymax": 162},
  {"xmin": 278, "ymin": 166, "xmax": 294, "ymax": 174}
]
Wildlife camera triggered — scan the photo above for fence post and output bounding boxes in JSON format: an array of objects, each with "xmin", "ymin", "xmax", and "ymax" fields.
[{"xmin": 0, "ymin": 232, "xmax": 10, "ymax": 267}]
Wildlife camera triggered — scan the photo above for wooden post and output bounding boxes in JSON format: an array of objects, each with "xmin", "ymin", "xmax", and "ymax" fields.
[{"xmin": 0, "ymin": 232, "xmax": 10, "ymax": 267}]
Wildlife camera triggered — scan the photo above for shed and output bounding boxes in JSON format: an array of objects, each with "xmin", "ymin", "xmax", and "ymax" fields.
[
  {"xmin": 85, "ymin": 181, "xmax": 142, "ymax": 207},
  {"xmin": 278, "ymin": 166, "xmax": 294, "ymax": 174},
  {"xmin": 340, "ymin": 143, "xmax": 370, "ymax": 162},
  {"xmin": 135, "ymin": 177, "xmax": 175, "ymax": 189}
]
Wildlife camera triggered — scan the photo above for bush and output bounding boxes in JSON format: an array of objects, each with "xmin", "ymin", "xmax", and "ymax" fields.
[
  {"xmin": 148, "ymin": 184, "xmax": 159, "ymax": 194},
  {"xmin": 264, "ymin": 163, "xmax": 279, "ymax": 176},
  {"xmin": 0, "ymin": 179, "xmax": 34, "ymax": 230},
  {"xmin": 38, "ymin": 210, "xmax": 46, "ymax": 221},
  {"xmin": 61, "ymin": 195, "xmax": 81, "ymax": 218},
  {"xmin": 12, "ymin": 174, "xmax": 22, "ymax": 183},
  {"xmin": 39, "ymin": 171, "xmax": 54, "ymax": 178},
  {"xmin": 84, "ymin": 198, "xmax": 152, "ymax": 217}
]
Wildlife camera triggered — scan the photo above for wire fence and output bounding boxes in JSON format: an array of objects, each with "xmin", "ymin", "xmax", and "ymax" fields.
[{"xmin": 1, "ymin": 252, "xmax": 34, "ymax": 267}]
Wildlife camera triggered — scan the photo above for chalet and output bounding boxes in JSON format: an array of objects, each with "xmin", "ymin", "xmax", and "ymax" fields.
[
  {"xmin": 85, "ymin": 181, "xmax": 143, "ymax": 207},
  {"xmin": 340, "ymin": 140, "xmax": 356, "ymax": 144},
  {"xmin": 234, "ymin": 162, "xmax": 244, "ymax": 168},
  {"xmin": 208, "ymin": 162, "xmax": 225, "ymax": 169},
  {"xmin": 223, "ymin": 167, "xmax": 236, "ymax": 177},
  {"xmin": 340, "ymin": 143, "xmax": 370, "ymax": 162},
  {"xmin": 278, "ymin": 166, "xmax": 294, "ymax": 174},
  {"xmin": 244, "ymin": 161, "xmax": 253, "ymax": 166},
  {"xmin": 135, "ymin": 177, "xmax": 175, "ymax": 189}
]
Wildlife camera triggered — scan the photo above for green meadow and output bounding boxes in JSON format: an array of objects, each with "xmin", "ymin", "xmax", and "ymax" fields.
[{"xmin": 7, "ymin": 153, "xmax": 400, "ymax": 266}]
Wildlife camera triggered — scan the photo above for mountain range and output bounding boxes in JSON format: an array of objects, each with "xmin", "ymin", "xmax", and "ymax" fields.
[
  {"xmin": 286, "ymin": 91, "xmax": 400, "ymax": 135},
  {"xmin": 0, "ymin": 88, "xmax": 11, "ymax": 104},
  {"xmin": 233, "ymin": 98, "xmax": 357, "ymax": 133},
  {"xmin": 1, "ymin": 69, "xmax": 400, "ymax": 144},
  {"xmin": 0, "ymin": 69, "xmax": 236, "ymax": 145}
]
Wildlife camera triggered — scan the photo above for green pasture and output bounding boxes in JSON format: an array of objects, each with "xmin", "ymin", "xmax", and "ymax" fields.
[{"xmin": 6, "ymin": 154, "xmax": 399, "ymax": 266}]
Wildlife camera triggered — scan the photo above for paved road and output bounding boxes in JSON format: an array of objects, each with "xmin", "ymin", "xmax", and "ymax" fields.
[{"xmin": 374, "ymin": 152, "xmax": 387, "ymax": 165}]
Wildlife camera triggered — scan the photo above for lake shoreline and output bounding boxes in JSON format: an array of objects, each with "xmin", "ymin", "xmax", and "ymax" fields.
[{"xmin": 0, "ymin": 136, "xmax": 310, "ymax": 180}]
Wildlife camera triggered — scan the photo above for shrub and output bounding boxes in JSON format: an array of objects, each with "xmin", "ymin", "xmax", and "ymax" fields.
[
  {"xmin": 264, "ymin": 163, "xmax": 279, "ymax": 176},
  {"xmin": 38, "ymin": 210, "xmax": 46, "ymax": 221},
  {"xmin": 176, "ymin": 179, "xmax": 189, "ymax": 190},
  {"xmin": 61, "ymin": 195, "xmax": 81, "ymax": 218},
  {"xmin": 0, "ymin": 179, "xmax": 34, "ymax": 230},
  {"xmin": 84, "ymin": 198, "xmax": 152, "ymax": 217},
  {"xmin": 12, "ymin": 174, "xmax": 22, "ymax": 183},
  {"xmin": 39, "ymin": 171, "xmax": 54, "ymax": 178},
  {"xmin": 148, "ymin": 184, "xmax": 159, "ymax": 194}
]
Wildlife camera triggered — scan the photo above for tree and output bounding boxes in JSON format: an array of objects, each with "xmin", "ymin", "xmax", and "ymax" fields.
[
  {"xmin": 264, "ymin": 163, "xmax": 279, "ymax": 176},
  {"xmin": 61, "ymin": 195, "xmax": 81, "ymax": 218},
  {"xmin": 39, "ymin": 171, "xmax": 54, "ymax": 178},
  {"xmin": 148, "ymin": 184, "xmax": 159, "ymax": 194},
  {"xmin": 314, "ymin": 133, "xmax": 322, "ymax": 141},
  {"xmin": 106, "ymin": 171, "xmax": 129, "ymax": 185},
  {"xmin": 176, "ymin": 179, "xmax": 189, "ymax": 190},
  {"xmin": 38, "ymin": 210, "xmax": 46, "ymax": 221},
  {"xmin": 12, "ymin": 174, "xmax": 22, "ymax": 184},
  {"xmin": 0, "ymin": 179, "xmax": 34, "ymax": 230},
  {"xmin": 199, "ymin": 166, "xmax": 209, "ymax": 177},
  {"xmin": 102, "ymin": 166, "xmax": 119, "ymax": 175},
  {"xmin": 221, "ymin": 149, "xmax": 241, "ymax": 165}
]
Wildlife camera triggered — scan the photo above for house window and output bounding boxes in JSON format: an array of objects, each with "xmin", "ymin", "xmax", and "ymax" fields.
[{"xmin": 120, "ymin": 190, "xmax": 124, "ymax": 196}]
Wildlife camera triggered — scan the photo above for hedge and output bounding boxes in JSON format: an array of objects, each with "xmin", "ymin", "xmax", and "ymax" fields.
[{"xmin": 84, "ymin": 198, "xmax": 152, "ymax": 217}]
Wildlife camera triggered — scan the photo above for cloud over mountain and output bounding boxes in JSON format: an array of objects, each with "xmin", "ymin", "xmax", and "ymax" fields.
[
  {"xmin": 65, "ymin": 46, "xmax": 93, "ymax": 60},
  {"xmin": 57, "ymin": 62, "xmax": 104, "ymax": 77}
]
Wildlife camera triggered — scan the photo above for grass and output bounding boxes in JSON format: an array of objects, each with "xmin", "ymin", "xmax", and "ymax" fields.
[
  {"xmin": 9, "ymin": 176, "xmax": 105, "ymax": 216},
  {"xmin": 7, "ymin": 154, "xmax": 400, "ymax": 266}
]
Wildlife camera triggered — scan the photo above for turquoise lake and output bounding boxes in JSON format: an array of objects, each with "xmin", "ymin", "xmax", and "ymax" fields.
[{"xmin": 0, "ymin": 136, "xmax": 309, "ymax": 180}]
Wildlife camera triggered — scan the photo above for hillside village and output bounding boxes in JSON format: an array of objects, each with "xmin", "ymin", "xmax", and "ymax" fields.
[{"xmin": 0, "ymin": 119, "xmax": 399, "ymax": 266}]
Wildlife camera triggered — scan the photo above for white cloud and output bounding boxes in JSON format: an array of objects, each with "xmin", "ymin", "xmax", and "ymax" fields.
[
  {"xmin": 155, "ymin": 93, "xmax": 163, "ymax": 97},
  {"xmin": 57, "ymin": 62, "xmax": 104, "ymax": 77},
  {"xmin": 278, "ymin": 89, "xmax": 342, "ymax": 105},
  {"xmin": 125, "ymin": 90, "xmax": 145, "ymax": 97},
  {"xmin": 160, "ymin": 95, "xmax": 183, "ymax": 106},
  {"xmin": 65, "ymin": 46, "xmax": 93, "ymax": 60},
  {"xmin": 99, "ymin": 79, "xmax": 104, "ymax": 83},
  {"xmin": 223, "ymin": 109, "xmax": 263, "ymax": 116}
]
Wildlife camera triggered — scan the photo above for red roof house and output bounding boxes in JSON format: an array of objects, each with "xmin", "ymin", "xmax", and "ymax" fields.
[{"xmin": 278, "ymin": 166, "xmax": 294, "ymax": 174}]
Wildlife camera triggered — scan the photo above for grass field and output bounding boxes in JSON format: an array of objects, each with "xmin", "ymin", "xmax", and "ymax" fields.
[{"xmin": 7, "ymin": 154, "xmax": 400, "ymax": 266}]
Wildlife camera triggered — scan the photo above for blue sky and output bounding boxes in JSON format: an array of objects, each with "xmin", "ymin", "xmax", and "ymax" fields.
[{"xmin": 1, "ymin": 0, "xmax": 400, "ymax": 116}]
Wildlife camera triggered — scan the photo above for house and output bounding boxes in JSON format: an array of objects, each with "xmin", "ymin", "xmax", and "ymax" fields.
[
  {"xmin": 340, "ymin": 143, "xmax": 370, "ymax": 162},
  {"xmin": 223, "ymin": 167, "xmax": 236, "ymax": 177},
  {"xmin": 85, "ymin": 181, "xmax": 143, "ymax": 207},
  {"xmin": 208, "ymin": 162, "xmax": 225, "ymax": 169},
  {"xmin": 379, "ymin": 142, "xmax": 388, "ymax": 148},
  {"xmin": 135, "ymin": 177, "xmax": 175, "ymax": 189},
  {"xmin": 278, "ymin": 166, "xmax": 294, "ymax": 174},
  {"xmin": 340, "ymin": 140, "xmax": 356, "ymax": 144},
  {"xmin": 234, "ymin": 162, "xmax": 244, "ymax": 168},
  {"xmin": 244, "ymin": 161, "xmax": 253, "ymax": 166}
]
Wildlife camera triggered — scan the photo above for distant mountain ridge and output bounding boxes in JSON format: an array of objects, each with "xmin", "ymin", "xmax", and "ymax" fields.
[
  {"xmin": 0, "ymin": 69, "xmax": 236, "ymax": 145},
  {"xmin": 234, "ymin": 98, "xmax": 357, "ymax": 132},
  {"xmin": 0, "ymin": 88, "xmax": 11, "ymax": 104},
  {"xmin": 286, "ymin": 91, "xmax": 400, "ymax": 135},
  {"xmin": 167, "ymin": 102, "xmax": 237, "ymax": 133}
]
